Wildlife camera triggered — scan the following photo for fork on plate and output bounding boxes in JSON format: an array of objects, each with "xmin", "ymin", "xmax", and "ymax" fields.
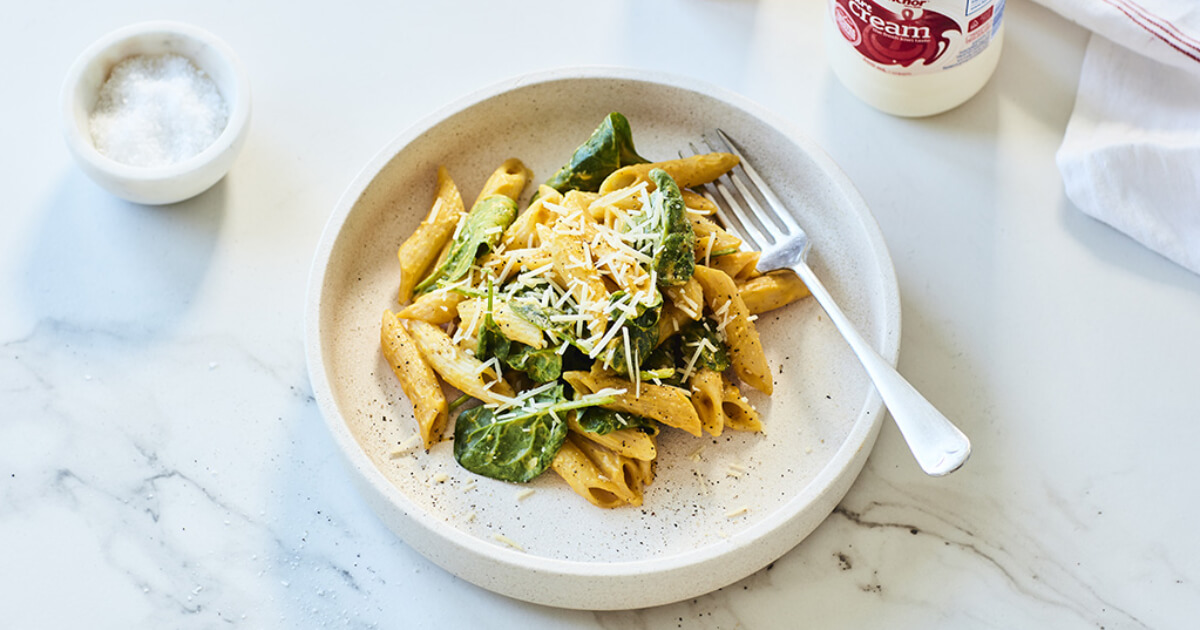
[{"xmin": 692, "ymin": 130, "xmax": 971, "ymax": 476}]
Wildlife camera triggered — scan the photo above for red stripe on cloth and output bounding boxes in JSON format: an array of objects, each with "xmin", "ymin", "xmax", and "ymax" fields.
[
  {"xmin": 1100, "ymin": 0, "xmax": 1200, "ymax": 64},
  {"xmin": 1113, "ymin": 0, "xmax": 1200, "ymax": 53}
]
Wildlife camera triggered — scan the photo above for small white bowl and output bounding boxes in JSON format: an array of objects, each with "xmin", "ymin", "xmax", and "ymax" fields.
[{"xmin": 60, "ymin": 21, "xmax": 251, "ymax": 205}]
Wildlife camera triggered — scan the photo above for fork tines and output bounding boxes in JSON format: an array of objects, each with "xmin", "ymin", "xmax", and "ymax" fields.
[{"xmin": 687, "ymin": 130, "xmax": 801, "ymax": 253}]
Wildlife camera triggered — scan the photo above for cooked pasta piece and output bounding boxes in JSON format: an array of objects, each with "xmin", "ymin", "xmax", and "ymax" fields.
[
  {"xmin": 396, "ymin": 166, "xmax": 466, "ymax": 304},
  {"xmin": 690, "ymin": 215, "xmax": 743, "ymax": 263},
  {"xmin": 476, "ymin": 247, "xmax": 553, "ymax": 284},
  {"xmin": 567, "ymin": 415, "xmax": 657, "ymax": 461},
  {"xmin": 588, "ymin": 181, "xmax": 648, "ymax": 221},
  {"xmin": 538, "ymin": 223, "xmax": 609, "ymax": 337},
  {"xmin": 406, "ymin": 320, "xmax": 515, "ymax": 404},
  {"xmin": 456, "ymin": 298, "xmax": 545, "ymax": 348},
  {"xmin": 474, "ymin": 158, "xmax": 532, "ymax": 206},
  {"xmin": 656, "ymin": 302, "xmax": 692, "ymax": 346},
  {"xmin": 681, "ymin": 189, "xmax": 717, "ymax": 215},
  {"xmin": 560, "ymin": 189, "xmax": 599, "ymax": 216},
  {"xmin": 665, "ymin": 276, "xmax": 704, "ymax": 320},
  {"xmin": 571, "ymin": 435, "xmax": 647, "ymax": 506},
  {"xmin": 563, "ymin": 369, "xmax": 702, "ymax": 436},
  {"xmin": 738, "ymin": 270, "xmax": 810, "ymax": 315},
  {"xmin": 550, "ymin": 438, "xmax": 626, "ymax": 508},
  {"xmin": 634, "ymin": 456, "xmax": 655, "ymax": 487},
  {"xmin": 708, "ymin": 251, "xmax": 761, "ymax": 283},
  {"xmin": 501, "ymin": 185, "xmax": 562, "ymax": 250},
  {"xmin": 380, "ymin": 311, "xmax": 447, "ymax": 448},
  {"xmin": 721, "ymin": 376, "xmax": 763, "ymax": 432},
  {"xmin": 396, "ymin": 288, "xmax": 466, "ymax": 325},
  {"xmin": 598, "ymin": 153, "xmax": 739, "ymax": 194},
  {"xmin": 689, "ymin": 368, "xmax": 726, "ymax": 437},
  {"xmin": 692, "ymin": 265, "xmax": 772, "ymax": 395}
]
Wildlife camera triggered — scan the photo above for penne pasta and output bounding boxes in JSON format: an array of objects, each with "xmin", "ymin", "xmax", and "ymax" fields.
[
  {"xmin": 568, "ymin": 415, "xmax": 657, "ymax": 461},
  {"xmin": 681, "ymin": 189, "xmax": 717, "ymax": 215},
  {"xmin": 598, "ymin": 153, "xmax": 739, "ymax": 194},
  {"xmin": 689, "ymin": 368, "xmax": 726, "ymax": 437},
  {"xmin": 396, "ymin": 288, "xmax": 466, "ymax": 325},
  {"xmin": 634, "ymin": 456, "xmax": 655, "ymax": 487},
  {"xmin": 474, "ymin": 158, "xmax": 533, "ymax": 206},
  {"xmin": 538, "ymin": 223, "xmax": 609, "ymax": 337},
  {"xmin": 551, "ymin": 438, "xmax": 626, "ymax": 509},
  {"xmin": 561, "ymin": 190, "xmax": 600, "ymax": 217},
  {"xmin": 693, "ymin": 265, "xmax": 773, "ymax": 395},
  {"xmin": 456, "ymin": 298, "xmax": 546, "ymax": 349},
  {"xmin": 738, "ymin": 270, "xmax": 810, "ymax": 315},
  {"xmin": 563, "ymin": 369, "xmax": 702, "ymax": 437},
  {"xmin": 690, "ymin": 215, "xmax": 743, "ymax": 263},
  {"xmin": 405, "ymin": 319, "xmax": 515, "ymax": 404},
  {"xmin": 708, "ymin": 251, "xmax": 761, "ymax": 283},
  {"xmin": 501, "ymin": 185, "xmax": 562, "ymax": 250},
  {"xmin": 380, "ymin": 311, "xmax": 448, "ymax": 448},
  {"xmin": 665, "ymin": 276, "xmax": 704, "ymax": 320},
  {"xmin": 396, "ymin": 166, "xmax": 466, "ymax": 304},
  {"xmin": 656, "ymin": 302, "xmax": 692, "ymax": 347},
  {"xmin": 571, "ymin": 434, "xmax": 647, "ymax": 506},
  {"xmin": 721, "ymin": 376, "xmax": 763, "ymax": 433}
]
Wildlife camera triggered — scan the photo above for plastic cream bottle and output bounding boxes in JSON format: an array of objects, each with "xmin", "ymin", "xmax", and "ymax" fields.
[{"xmin": 826, "ymin": 0, "xmax": 1006, "ymax": 117}]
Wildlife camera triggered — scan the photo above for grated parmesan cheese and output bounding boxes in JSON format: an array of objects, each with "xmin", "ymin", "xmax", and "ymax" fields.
[
  {"xmin": 388, "ymin": 434, "xmax": 423, "ymax": 459},
  {"xmin": 493, "ymin": 533, "xmax": 525, "ymax": 552}
]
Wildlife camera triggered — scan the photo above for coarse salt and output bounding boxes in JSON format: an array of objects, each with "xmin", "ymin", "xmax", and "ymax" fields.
[{"xmin": 89, "ymin": 53, "xmax": 228, "ymax": 167}]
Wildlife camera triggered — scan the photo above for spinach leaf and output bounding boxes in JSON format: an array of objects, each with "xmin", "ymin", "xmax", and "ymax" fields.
[
  {"xmin": 508, "ymin": 286, "xmax": 575, "ymax": 339},
  {"xmin": 453, "ymin": 386, "xmax": 569, "ymax": 482},
  {"xmin": 476, "ymin": 284, "xmax": 562, "ymax": 383},
  {"xmin": 544, "ymin": 112, "xmax": 648, "ymax": 194},
  {"xmin": 415, "ymin": 195, "xmax": 517, "ymax": 293},
  {"xmin": 453, "ymin": 383, "xmax": 622, "ymax": 482},
  {"xmin": 604, "ymin": 298, "xmax": 662, "ymax": 378},
  {"xmin": 647, "ymin": 169, "xmax": 695, "ymax": 287},
  {"xmin": 576, "ymin": 407, "xmax": 659, "ymax": 436},
  {"xmin": 643, "ymin": 342, "xmax": 686, "ymax": 388},
  {"xmin": 677, "ymin": 319, "xmax": 731, "ymax": 372},
  {"xmin": 504, "ymin": 344, "xmax": 562, "ymax": 383}
]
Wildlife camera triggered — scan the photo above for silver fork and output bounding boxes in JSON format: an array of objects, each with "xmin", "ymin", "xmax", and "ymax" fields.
[{"xmin": 693, "ymin": 129, "xmax": 970, "ymax": 476}]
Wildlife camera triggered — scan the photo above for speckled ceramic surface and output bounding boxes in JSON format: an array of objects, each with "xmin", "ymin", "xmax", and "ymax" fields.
[{"xmin": 305, "ymin": 68, "xmax": 900, "ymax": 610}]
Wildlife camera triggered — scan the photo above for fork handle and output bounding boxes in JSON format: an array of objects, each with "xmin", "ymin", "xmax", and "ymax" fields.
[{"xmin": 791, "ymin": 261, "xmax": 971, "ymax": 476}]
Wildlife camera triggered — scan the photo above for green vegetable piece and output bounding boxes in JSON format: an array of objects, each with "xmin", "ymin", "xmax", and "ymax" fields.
[
  {"xmin": 477, "ymin": 283, "xmax": 562, "ymax": 383},
  {"xmin": 509, "ymin": 288, "xmax": 574, "ymax": 338},
  {"xmin": 638, "ymin": 367, "xmax": 675, "ymax": 381},
  {"xmin": 643, "ymin": 343, "xmax": 686, "ymax": 388},
  {"xmin": 504, "ymin": 345, "xmax": 562, "ymax": 383},
  {"xmin": 544, "ymin": 112, "xmax": 648, "ymax": 193},
  {"xmin": 677, "ymin": 319, "xmax": 731, "ymax": 372},
  {"xmin": 648, "ymin": 169, "xmax": 695, "ymax": 287},
  {"xmin": 453, "ymin": 386, "xmax": 569, "ymax": 482},
  {"xmin": 576, "ymin": 407, "xmax": 659, "ymax": 437},
  {"xmin": 414, "ymin": 195, "xmax": 517, "ymax": 293},
  {"xmin": 604, "ymin": 291, "xmax": 662, "ymax": 378}
]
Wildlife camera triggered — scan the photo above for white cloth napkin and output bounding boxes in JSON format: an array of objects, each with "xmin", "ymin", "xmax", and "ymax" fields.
[{"xmin": 1031, "ymin": 0, "xmax": 1200, "ymax": 274}]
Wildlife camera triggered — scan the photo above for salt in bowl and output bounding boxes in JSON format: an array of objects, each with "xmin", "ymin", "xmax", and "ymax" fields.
[{"xmin": 60, "ymin": 21, "xmax": 251, "ymax": 205}]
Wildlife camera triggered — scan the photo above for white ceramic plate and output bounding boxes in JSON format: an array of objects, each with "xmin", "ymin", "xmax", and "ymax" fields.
[{"xmin": 305, "ymin": 68, "xmax": 900, "ymax": 610}]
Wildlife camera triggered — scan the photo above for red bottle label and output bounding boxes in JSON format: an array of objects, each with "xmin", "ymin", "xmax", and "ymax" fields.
[{"xmin": 831, "ymin": 0, "xmax": 1002, "ymax": 74}]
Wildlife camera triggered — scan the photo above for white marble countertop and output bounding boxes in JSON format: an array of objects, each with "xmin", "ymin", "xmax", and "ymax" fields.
[{"xmin": 5, "ymin": 1, "xmax": 1200, "ymax": 628}]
